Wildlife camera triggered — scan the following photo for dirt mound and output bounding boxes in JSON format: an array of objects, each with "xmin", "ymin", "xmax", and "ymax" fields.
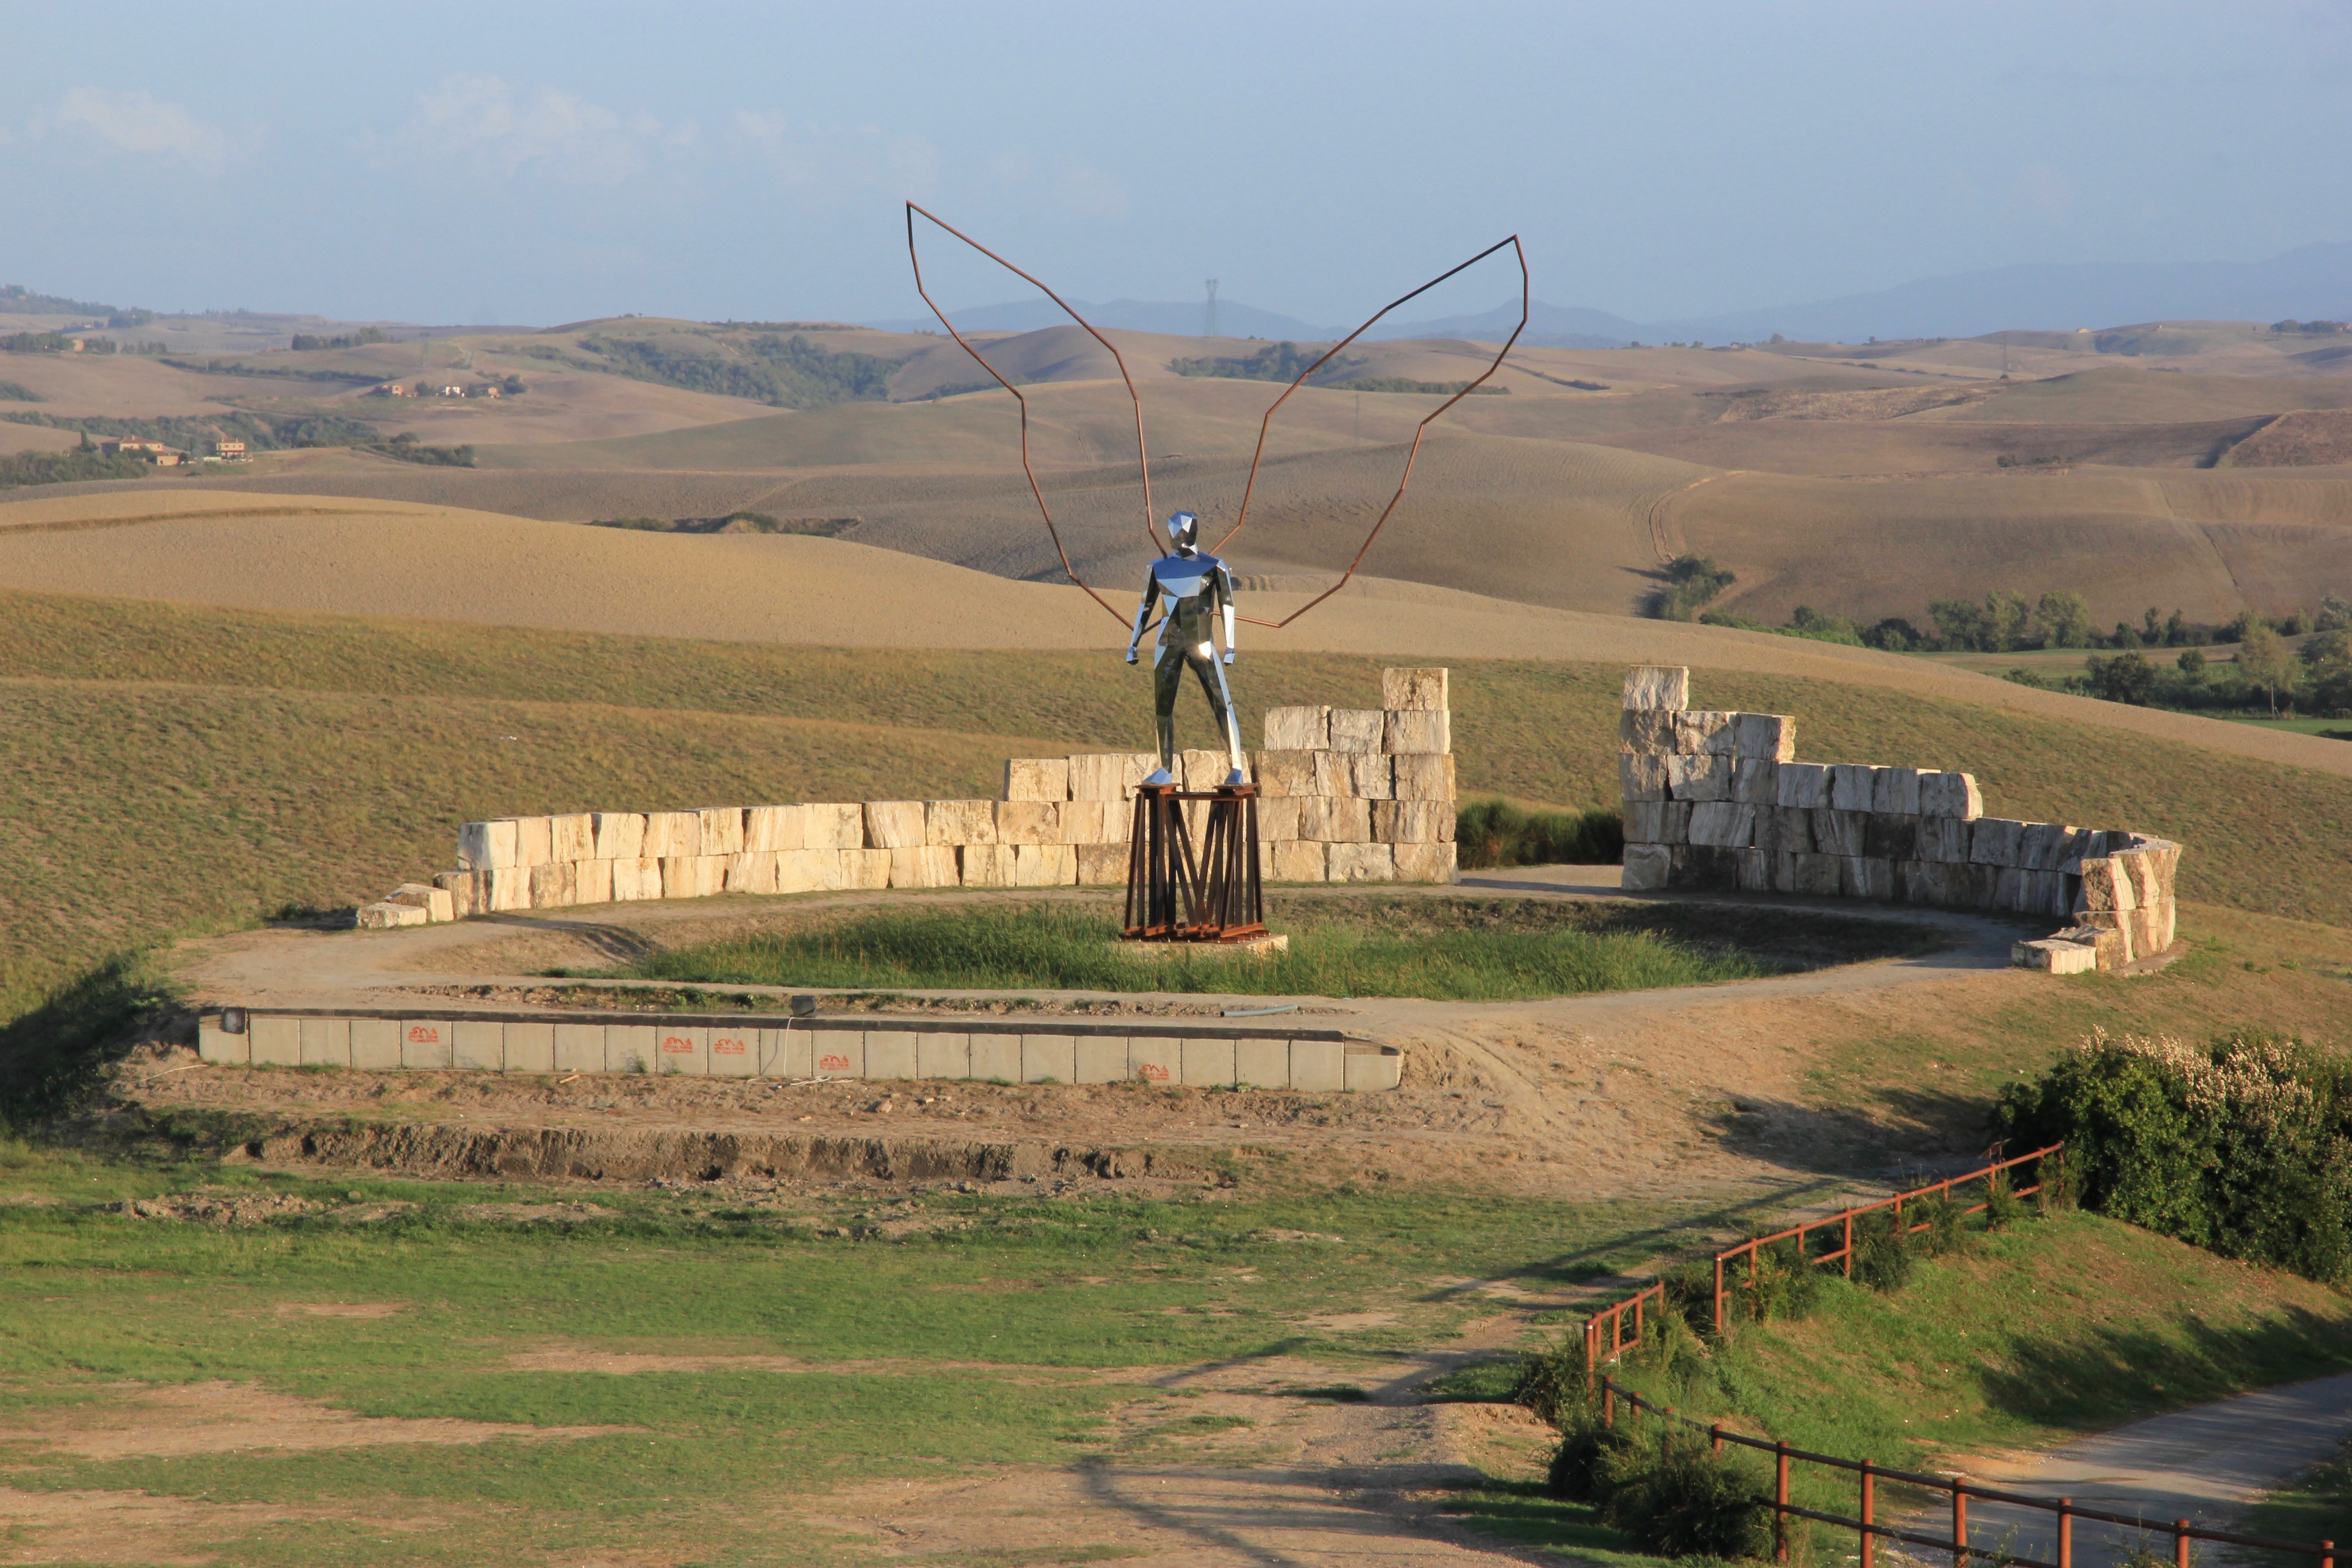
[{"xmin": 2221, "ymin": 409, "xmax": 2352, "ymax": 467}]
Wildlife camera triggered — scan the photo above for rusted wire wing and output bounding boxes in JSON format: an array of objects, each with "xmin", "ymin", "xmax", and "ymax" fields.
[
  {"xmin": 1212, "ymin": 235, "xmax": 1529, "ymax": 628},
  {"xmin": 904, "ymin": 202, "xmax": 1158, "ymax": 623}
]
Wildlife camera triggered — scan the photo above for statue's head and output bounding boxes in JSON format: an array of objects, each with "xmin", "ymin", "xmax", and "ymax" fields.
[{"xmin": 1168, "ymin": 511, "xmax": 1199, "ymax": 554}]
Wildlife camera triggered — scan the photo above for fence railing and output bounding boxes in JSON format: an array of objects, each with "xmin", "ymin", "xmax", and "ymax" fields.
[
  {"xmin": 1598, "ymin": 1375, "xmax": 2337, "ymax": 1568},
  {"xmin": 1581, "ymin": 1143, "xmax": 2065, "ymax": 1368}
]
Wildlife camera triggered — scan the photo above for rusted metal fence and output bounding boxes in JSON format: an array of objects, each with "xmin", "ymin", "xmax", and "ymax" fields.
[
  {"xmin": 1581, "ymin": 1143, "xmax": 2066, "ymax": 1370},
  {"xmin": 1597, "ymin": 1375, "xmax": 2337, "ymax": 1568}
]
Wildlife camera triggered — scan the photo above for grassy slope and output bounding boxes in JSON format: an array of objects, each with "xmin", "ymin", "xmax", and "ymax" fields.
[{"xmin": 2, "ymin": 587, "xmax": 2347, "ymax": 1013}]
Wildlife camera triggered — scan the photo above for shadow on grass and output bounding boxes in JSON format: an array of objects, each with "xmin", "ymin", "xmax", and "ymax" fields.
[
  {"xmin": 1976, "ymin": 1307, "xmax": 2352, "ymax": 1436},
  {"xmin": 0, "ymin": 953, "xmax": 175, "ymax": 1127},
  {"xmin": 1701, "ymin": 1090, "xmax": 2008, "ymax": 1178}
]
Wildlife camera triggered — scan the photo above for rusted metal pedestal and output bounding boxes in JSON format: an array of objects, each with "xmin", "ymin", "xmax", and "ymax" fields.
[{"xmin": 1122, "ymin": 782, "xmax": 1265, "ymax": 942}]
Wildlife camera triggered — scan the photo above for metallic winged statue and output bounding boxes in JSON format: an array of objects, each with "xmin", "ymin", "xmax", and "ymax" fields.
[{"xmin": 1125, "ymin": 509, "xmax": 1243, "ymax": 784}]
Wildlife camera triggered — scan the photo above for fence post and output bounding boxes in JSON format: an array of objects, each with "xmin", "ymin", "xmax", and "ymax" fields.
[
  {"xmin": 2175, "ymin": 1520, "xmax": 2190, "ymax": 1568},
  {"xmin": 2319, "ymin": 1539, "xmax": 2333, "ymax": 1568},
  {"xmin": 1861, "ymin": 1460, "xmax": 1876, "ymax": 1568},
  {"xmin": 1712, "ymin": 1422, "xmax": 1724, "ymax": 1455},
  {"xmin": 1635, "ymin": 1289, "xmax": 1645, "ymax": 1348},
  {"xmin": 1714, "ymin": 1254, "xmax": 1726, "ymax": 1333},
  {"xmin": 1953, "ymin": 1487, "xmax": 1968, "ymax": 1568},
  {"xmin": 1843, "ymin": 1211, "xmax": 1854, "ymax": 1278},
  {"xmin": 2058, "ymin": 1498, "xmax": 2072, "ymax": 1568},
  {"xmin": 1602, "ymin": 1376, "xmax": 1615, "ymax": 1428},
  {"xmin": 1776, "ymin": 1441, "xmax": 1790, "ymax": 1565}
]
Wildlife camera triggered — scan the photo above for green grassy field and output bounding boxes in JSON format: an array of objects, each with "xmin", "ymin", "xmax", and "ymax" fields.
[
  {"xmin": 589, "ymin": 896, "xmax": 1945, "ymax": 1002},
  {"xmin": 3, "ymin": 586, "xmax": 2347, "ymax": 1023}
]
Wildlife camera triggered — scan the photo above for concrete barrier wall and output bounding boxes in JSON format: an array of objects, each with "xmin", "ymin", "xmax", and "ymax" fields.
[
  {"xmin": 195, "ymin": 1008, "xmax": 1406, "ymax": 1092},
  {"xmin": 357, "ymin": 668, "xmax": 1457, "ymax": 926},
  {"xmin": 1616, "ymin": 665, "xmax": 2181, "ymax": 975}
]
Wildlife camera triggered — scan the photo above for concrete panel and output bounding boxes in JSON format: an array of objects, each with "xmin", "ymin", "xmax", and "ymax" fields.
[
  {"xmin": 756, "ymin": 1025, "xmax": 813, "ymax": 1078},
  {"xmin": 505, "ymin": 1021, "xmax": 555, "ymax": 1073},
  {"xmin": 298, "ymin": 1018, "xmax": 350, "ymax": 1068},
  {"xmin": 400, "ymin": 1019, "xmax": 451, "ymax": 1069},
  {"xmin": 1073, "ymin": 1036, "xmax": 1127, "ymax": 1084},
  {"xmin": 865, "ymin": 1030, "xmax": 919, "ymax": 1080},
  {"xmin": 554, "ymin": 1024, "xmax": 606, "ymax": 1073},
  {"xmin": 969, "ymin": 1034, "xmax": 1021, "ymax": 1083},
  {"xmin": 1129, "ymin": 1036, "xmax": 1181, "ymax": 1085},
  {"xmin": 250, "ymin": 1015, "xmax": 300, "ymax": 1067},
  {"xmin": 1290, "ymin": 1039, "xmax": 1345, "ymax": 1092},
  {"xmin": 1235, "ymin": 1038, "xmax": 1290, "ymax": 1089},
  {"xmin": 350, "ymin": 1018, "xmax": 399, "ymax": 1070},
  {"xmin": 916, "ymin": 1032, "xmax": 971, "ymax": 1081},
  {"xmin": 812, "ymin": 1033, "xmax": 863, "ymax": 1079},
  {"xmin": 1345, "ymin": 1045, "xmax": 1402, "ymax": 1092},
  {"xmin": 656, "ymin": 1025, "xmax": 709, "ymax": 1076},
  {"xmin": 607, "ymin": 1024, "xmax": 656, "ymax": 1074},
  {"xmin": 708, "ymin": 1026, "xmax": 756, "ymax": 1078},
  {"xmin": 193, "ymin": 1014, "xmax": 243, "ymax": 1066},
  {"xmin": 1022, "ymin": 1034, "xmax": 1077, "ymax": 1085},
  {"xmin": 452, "ymin": 1021, "xmax": 504, "ymax": 1072},
  {"xmin": 1183, "ymin": 1038, "xmax": 1239, "ymax": 1088}
]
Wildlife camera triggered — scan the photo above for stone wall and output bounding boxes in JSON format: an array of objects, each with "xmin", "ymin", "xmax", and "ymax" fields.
[
  {"xmin": 357, "ymin": 668, "xmax": 1456, "ymax": 926},
  {"xmin": 1616, "ymin": 665, "xmax": 2181, "ymax": 975}
]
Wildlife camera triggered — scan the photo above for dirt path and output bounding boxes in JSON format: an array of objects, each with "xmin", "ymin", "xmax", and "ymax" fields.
[{"xmin": 1896, "ymin": 1371, "xmax": 2352, "ymax": 1568}]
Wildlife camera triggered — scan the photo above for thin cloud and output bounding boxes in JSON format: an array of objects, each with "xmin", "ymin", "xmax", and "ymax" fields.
[
  {"xmin": 730, "ymin": 112, "xmax": 941, "ymax": 201},
  {"xmin": 49, "ymin": 88, "xmax": 230, "ymax": 173},
  {"xmin": 388, "ymin": 74, "xmax": 687, "ymax": 185}
]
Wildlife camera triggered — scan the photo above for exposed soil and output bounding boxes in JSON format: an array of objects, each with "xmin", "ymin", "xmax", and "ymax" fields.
[{"xmin": 5, "ymin": 1380, "xmax": 635, "ymax": 1460}]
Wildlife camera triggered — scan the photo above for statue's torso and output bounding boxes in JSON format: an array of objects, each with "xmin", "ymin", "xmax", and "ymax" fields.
[{"xmin": 1152, "ymin": 552, "xmax": 1224, "ymax": 643}]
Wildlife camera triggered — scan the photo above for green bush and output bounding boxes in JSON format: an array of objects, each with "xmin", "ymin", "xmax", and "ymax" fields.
[
  {"xmin": 1511, "ymin": 1333, "xmax": 1594, "ymax": 1429},
  {"xmin": 1851, "ymin": 1209, "xmax": 1915, "ymax": 1292},
  {"xmin": 1728, "ymin": 1236, "xmax": 1830, "ymax": 1323},
  {"xmin": 1455, "ymin": 799, "xmax": 1623, "ymax": 867},
  {"xmin": 1992, "ymin": 1029, "xmax": 2352, "ymax": 1282},
  {"xmin": 1651, "ymin": 555, "xmax": 1736, "ymax": 621},
  {"xmin": 1547, "ymin": 1413, "xmax": 1637, "ymax": 1502},
  {"xmin": 1599, "ymin": 1425, "xmax": 1776, "ymax": 1559}
]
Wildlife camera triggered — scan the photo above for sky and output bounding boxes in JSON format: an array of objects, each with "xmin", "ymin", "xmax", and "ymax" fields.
[{"xmin": 3, "ymin": 0, "xmax": 2348, "ymax": 329}]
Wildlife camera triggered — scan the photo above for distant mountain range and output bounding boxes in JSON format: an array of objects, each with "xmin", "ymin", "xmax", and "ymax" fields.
[{"xmin": 870, "ymin": 240, "xmax": 2352, "ymax": 348}]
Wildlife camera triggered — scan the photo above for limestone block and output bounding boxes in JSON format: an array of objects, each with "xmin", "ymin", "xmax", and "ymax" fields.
[
  {"xmin": 1828, "ymin": 764, "xmax": 1877, "ymax": 813},
  {"xmin": 1772, "ymin": 806, "xmax": 1815, "ymax": 855},
  {"xmin": 2074, "ymin": 856, "xmax": 2134, "ymax": 912},
  {"xmin": 510, "ymin": 816, "xmax": 552, "ymax": 868},
  {"xmin": 1731, "ymin": 758, "xmax": 1779, "ymax": 806},
  {"xmin": 1382, "ymin": 666, "xmax": 1450, "ymax": 711},
  {"xmin": 593, "ymin": 811, "xmax": 647, "ymax": 860},
  {"xmin": 1328, "ymin": 842, "xmax": 1396, "ymax": 882},
  {"xmin": 738, "ymin": 805, "xmax": 793, "ymax": 853},
  {"xmin": 1810, "ymin": 809, "xmax": 1866, "ymax": 857},
  {"xmin": 2014, "ymin": 939, "xmax": 2098, "ymax": 975},
  {"xmin": 2150, "ymin": 897, "xmax": 2177, "ymax": 952},
  {"xmin": 1863, "ymin": 813, "xmax": 1919, "ymax": 862},
  {"xmin": 1254, "ymin": 750, "xmax": 1321, "ymax": 797},
  {"xmin": 2053, "ymin": 827, "xmax": 2103, "ymax": 873},
  {"xmin": 844, "ymin": 849, "xmax": 893, "ymax": 890},
  {"xmin": 2054, "ymin": 924, "xmax": 2129, "ymax": 970},
  {"xmin": 1392, "ymin": 841, "xmax": 1458, "ymax": 882},
  {"xmin": 2119, "ymin": 849, "xmax": 2166, "ymax": 910},
  {"xmin": 724, "ymin": 851, "xmax": 778, "ymax": 896},
  {"xmin": 1969, "ymin": 818, "xmax": 2025, "ymax": 867},
  {"xmin": 1730, "ymin": 847, "xmax": 1769, "ymax": 892},
  {"xmin": 549, "ymin": 813, "xmax": 595, "ymax": 863},
  {"xmin": 1622, "ymin": 843, "xmax": 1671, "ymax": 890},
  {"xmin": 529, "ymin": 861, "xmax": 576, "ymax": 907},
  {"xmin": 1917, "ymin": 817, "xmax": 1973, "ymax": 863},
  {"xmin": 1751, "ymin": 806, "xmax": 1785, "ymax": 859},
  {"xmin": 458, "ymin": 818, "xmax": 519, "ymax": 871},
  {"xmin": 1345, "ymin": 752, "xmax": 1396, "ymax": 799},
  {"xmin": 1329, "ymin": 797, "xmax": 1374, "ymax": 842},
  {"xmin": 768, "ymin": 848, "xmax": 825, "ymax": 893},
  {"xmin": 1058, "ymin": 801, "xmax": 1127, "ymax": 845},
  {"xmin": 1179, "ymin": 748, "xmax": 1232, "ymax": 790},
  {"xmin": 1969, "ymin": 863, "xmax": 2006, "ymax": 908},
  {"xmin": 1395, "ymin": 754, "xmax": 1456, "ymax": 803},
  {"xmin": 1619, "ymin": 709, "xmax": 1677, "ymax": 755},
  {"xmin": 1620, "ymin": 755, "xmax": 1668, "ymax": 803},
  {"xmin": 1870, "ymin": 768, "xmax": 1922, "ymax": 815},
  {"xmin": 573, "ymin": 859, "xmax": 615, "ymax": 904},
  {"xmin": 1003, "ymin": 757, "xmax": 1071, "ymax": 802},
  {"xmin": 864, "ymin": 800, "xmax": 927, "ymax": 850},
  {"xmin": 1014, "ymin": 844, "xmax": 1078, "ymax": 887},
  {"xmin": 805, "ymin": 804, "xmax": 865, "ymax": 851},
  {"xmin": 1270, "ymin": 840, "xmax": 1328, "ymax": 882},
  {"xmin": 358, "ymin": 901, "xmax": 428, "ymax": 929},
  {"xmin": 389, "ymin": 882, "xmax": 455, "ymax": 922},
  {"xmin": 1842, "ymin": 856, "xmax": 1896, "ymax": 900},
  {"xmin": 1328, "ymin": 709, "xmax": 1386, "ymax": 753},
  {"xmin": 961, "ymin": 843, "xmax": 1018, "ymax": 888},
  {"xmin": 611, "ymin": 857, "xmax": 662, "ymax": 902},
  {"xmin": 1665, "ymin": 755, "xmax": 1733, "ymax": 802},
  {"xmin": 1918, "ymin": 772, "xmax": 1983, "ymax": 820},
  {"xmin": 1992, "ymin": 867, "xmax": 2038, "ymax": 914},
  {"xmin": 927, "ymin": 799, "xmax": 997, "ymax": 846},
  {"xmin": 1374, "ymin": 800, "xmax": 1454, "ymax": 843},
  {"xmin": 486, "ymin": 867, "xmax": 531, "ymax": 912},
  {"xmin": 1263, "ymin": 706, "xmax": 1331, "ymax": 750},
  {"xmin": 2035, "ymin": 869, "xmax": 2072, "ymax": 918},
  {"xmin": 1076, "ymin": 843, "xmax": 1129, "ymax": 886},
  {"xmin": 660, "ymin": 857, "xmax": 720, "ymax": 900},
  {"xmin": 434, "ymin": 871, "xmax": 480, "ymax": 919},
  {"xmin": 1776, "ymin": 763, "xmax": 1831, "ymax": 810},
  {"xmin": 1689, "ymin": 801, "xmax": 1756, "ymax": 848},
  {"xmin": 2018, "ymin": 822, "xmax": 2073, "ymax": 872},
  {"xmin": 1383, "ymin": 710, "xmax": 1450, "ymax": 755},
  {"xmin": 1772, "ymin": 852, "xmax": 1801, "ymax": 894},
  {"xmin": 1672, "ymin": 844, "xmax": 1740, "ymax": 892},
  {"xmin": 1624, "ymin": 801, "xmax": 1693, "ymax": 844},
  {"xmin": 641, "ymin": 810, "xmax": 700, "ymax": 859},
  {"xmin": 1067, "ymin": 752, "xmax": 1142, "ymax": 800},
  {"xmin": 1792, "ymin": 853, "xmax": 1843, "ymax": 896},
  {"xmin": 1623, "ymin": 665, "xmax": 1690, "ymax": 711},
  {"xmin": 2073, "ymin": 909, "xmax": 2136, "ymax": 964},
  {"xmin": 1731, "ymin": 712, "xmax": 1797, "ymax": 762},
  {"xmin": 1674, "ymin": 710, "xmax": 1735, "ymax": 755},
  {"xmin": 995, "ymin": 801, "xmax": 1061, "ymax": 846}
]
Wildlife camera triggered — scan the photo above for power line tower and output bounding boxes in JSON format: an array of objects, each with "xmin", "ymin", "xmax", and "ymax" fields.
[{"xmin": 1204, "ymin": 279, "xmax": 1219, "ymax": 340}]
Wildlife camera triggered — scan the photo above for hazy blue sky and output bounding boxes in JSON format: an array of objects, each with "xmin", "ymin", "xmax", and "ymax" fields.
[{"xmin": 4, "ymin": 1, "xmax": 2347, "ymax": 327}]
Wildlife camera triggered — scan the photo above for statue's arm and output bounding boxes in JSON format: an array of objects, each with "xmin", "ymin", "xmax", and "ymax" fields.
[
  {"xmin": 1126, "ymin": 568, "xmax": 1158, "ymax": 664},
  {"xmin": 1216, "ymin": 563, "xmax": 1237, "ymax": 664}
]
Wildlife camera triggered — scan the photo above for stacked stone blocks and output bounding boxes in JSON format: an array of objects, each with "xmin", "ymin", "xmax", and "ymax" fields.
[{"xmin": 1616, "ymin": 666, "xmax": 2181, "ymax": 974}]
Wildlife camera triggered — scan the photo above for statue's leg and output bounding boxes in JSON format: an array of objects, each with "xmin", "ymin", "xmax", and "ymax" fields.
[
  {"xmin": 1187, "ymin": 642, "xmax": 1245, "ymax": 780},
  {"xmin": 1152, "ymin": 640, "xmax": 1182, "ymax": 773}
]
